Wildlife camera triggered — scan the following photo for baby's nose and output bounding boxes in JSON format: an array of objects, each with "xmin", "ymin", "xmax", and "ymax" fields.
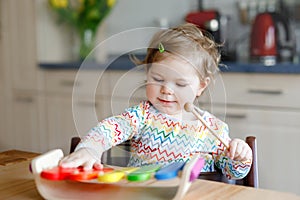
[{"xmin": 160, "ymin": 84, "xmax": 174, "ymax": 94}]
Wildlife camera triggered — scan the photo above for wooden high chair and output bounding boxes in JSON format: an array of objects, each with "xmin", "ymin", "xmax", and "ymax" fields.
[{"xmin": 70, "ymin": 136, "xmax": 258, "ymax": 188}]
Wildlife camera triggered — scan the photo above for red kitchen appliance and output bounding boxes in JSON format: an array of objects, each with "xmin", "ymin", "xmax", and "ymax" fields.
[
  {"xmin": 250, "ymin": 12, "xmax": 294, "ymax": 65},
  {"xmin": 185, "ymin": 10, "xmax": 222, "ymax": 43},
  {"xmin": 186, "ymin": 10, "xmax": 235, "ymax": 61}
]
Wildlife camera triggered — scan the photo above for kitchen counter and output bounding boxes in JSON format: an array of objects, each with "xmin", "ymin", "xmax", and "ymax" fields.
[
  {"xmin": 220, "ymin": 62, "xmax": 300, "ymax": 73},
  {"xmin": 39, "ymin": 54, "xmax": 300, "ymax": 74}
]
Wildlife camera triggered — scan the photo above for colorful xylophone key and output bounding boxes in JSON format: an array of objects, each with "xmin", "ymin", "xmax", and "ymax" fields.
[
  {"xmin": 127, "ymin": 164, "xmax": 162, "ymax": 182},
  {"xmin": 41, "ymin": 166, "xmax": 113, "ymax": 181},
  {"xmin": 98, "ymin": 167, "xmax": 138, "ymax": 183},
  {"xmin": 40, "ymin": 157, "xmax": 205, "ymax": 183},
  {"xmin": 41, "ymin": 166, "xmax": 75, "ymax": 180},
  {"xmin": 154, "ymin": 162, "xmax": 186, "ymax": 180},
  {"xmin": 69, "ymin": 167, "xmax": 113, "ymax": 181}
]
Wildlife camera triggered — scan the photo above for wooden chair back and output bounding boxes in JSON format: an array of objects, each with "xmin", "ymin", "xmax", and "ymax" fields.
[
  {"xmin": 243, "ymin": 136, "xmax": 259, "ymax": 187},
  {"xmin": 69, "ymin": 137, "xmax": 81, "ymax": 154}
]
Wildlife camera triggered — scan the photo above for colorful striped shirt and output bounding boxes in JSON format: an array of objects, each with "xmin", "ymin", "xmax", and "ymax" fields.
[{"xmin": 76, "ymin": 101, "xmax": 251, "ymax": 179}]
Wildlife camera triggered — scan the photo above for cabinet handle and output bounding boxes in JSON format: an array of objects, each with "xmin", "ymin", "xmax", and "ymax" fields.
[
  {"xmin": 247, "ymin": 89, "xmax": 282, "ymax": 95},
  {"xmin": 15, "ymin": 96, "xmax": 34, "ymax": 103},
  {"xmin": 60, "ymin": 80, "xmax": 80, "ymax": 87},
  {"xmin": 76, "ymin": 102, "xmax": 98, "ymax": 107},
  {"xmin": 226, "ymin": 113, "xmax": 247, "ymax": 119}
]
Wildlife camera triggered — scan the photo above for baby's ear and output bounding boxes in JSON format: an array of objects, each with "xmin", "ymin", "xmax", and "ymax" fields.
[{"xmin": 197, "ymin": 77, "xmax": 210, "ymax": 96}]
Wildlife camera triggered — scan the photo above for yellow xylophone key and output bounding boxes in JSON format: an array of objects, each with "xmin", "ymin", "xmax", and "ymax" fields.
[{"xmin": 98, "ymin": 167, "xmax": 138, "ymax": 183}]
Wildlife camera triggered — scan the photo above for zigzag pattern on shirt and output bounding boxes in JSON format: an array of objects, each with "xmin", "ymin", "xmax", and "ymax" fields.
[
  {"xmin": 214, "ymin": 153, "xmax": 251, "ymax": 179},
  {"xmin": 83, "ymin": 101, "xmax": 250, "ymax": 179},
  {"xmin": 94, "ymin": 118, "xmax": 133, "ymax": 146},
  {"xmin": 83, "ymin": 132, "xmax": 106, "ymax": 146},
  {"xmin": 133, "ymin": 128, "xmax": 222, "ymax": 163},
  {"xmin": 202, "ymin": 113, "xmax": 230, "ymax": 144},
  {"xmin": 149, "ymin": 114, "xmax": 201, "ymax": 132},
  {"xmin": 139, "ymin": 126, "xmax": 211, "ymax": 151},
  {"xmin": 144, "ymin": 118, "xmax": 214, "ymax": 140},
  {"xmin": 81, "ymin": 130, "xmax": 109, "ymax": 150},
  {"xmin": 211, "ymin": 142, "xmax": 226, "ymax": 156},
  {"xmin": 227, "ymin": 161, "xmax": 251, "ymax": 178}
]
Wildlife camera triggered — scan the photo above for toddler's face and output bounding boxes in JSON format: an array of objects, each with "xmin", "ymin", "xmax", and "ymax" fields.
[{"xmin": 146, "ymin": 55, "xmax": 209, "ymax": 117}]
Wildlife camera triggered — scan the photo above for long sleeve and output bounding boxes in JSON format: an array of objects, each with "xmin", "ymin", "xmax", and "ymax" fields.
[
  {"xmin": 214, "ymin": 150, "xmax": 252, "ymax": 180},
  {"xmin": 202, "ymin": 111, "xmax": 252, "ymax": 179},
  {"xmin": 75, "ymin": 102, "xmax": 146, "ymax": 155}
]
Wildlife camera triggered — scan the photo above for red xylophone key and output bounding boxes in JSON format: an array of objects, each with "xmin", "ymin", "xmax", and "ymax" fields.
[{"xmin": 41, "ymin": 166, "xmax": 113, "ymax": 181}]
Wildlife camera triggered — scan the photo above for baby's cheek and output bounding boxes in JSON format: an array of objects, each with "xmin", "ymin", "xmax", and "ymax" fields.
[
  {"xmin": 179, "ymin": 91, "xmax": 197, "ymax": 104},
  {"xmin": 146, "ymin": 85, "xmax": 156, "ymax": 99}
]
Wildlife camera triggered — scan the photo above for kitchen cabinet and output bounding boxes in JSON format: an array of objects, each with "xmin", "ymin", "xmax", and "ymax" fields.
[
  {"xmin": 0, "ymin": 94, "xmax": 9, "ymax": 150},
  {"xmin": 200, "ymin": 73, "xmax": 300, "ymax": 195},
  {"xmin": 212, "ymin": 106, "xmax": 300, "ymax": 194},
  {"xmin": 45, "ymin": 94, "xmax": 113, "ymax": 154},
  {"xmin": 0, "ymin": 0, "xmax": 44, "ymax": 152},
  {"xmin": 2, "ymin": 0, "xmax": 39, "ymax": 91},
  {"xmin": 199, "ymin": 73, "xmax": 300, "ymax": 110},
  {"xmin": 0, "ymin": 1, "xmax": 6, "ymax": 150},
  {"xmin": 43, "ymin": 69, "xmax": 111, "ymax": 154},
  {"xmin": 43, "ymin": 69, "xmax": 146, "ymax": 157},
  {"xmin": 10, "ymin": 92, "xmax": 45, "ymax": 153},
  {"xmin": 45, "ymin": 95, "xmax": 76, "ymax": 154},
  {"xmin": 105, "ymin": 70, "xmax": 147, "ymax": 115}
]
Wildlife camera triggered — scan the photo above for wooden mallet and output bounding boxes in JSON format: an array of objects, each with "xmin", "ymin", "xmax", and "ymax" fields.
[{"xmin": 184, "ymin": 103, "xmax": 229, "ymax": 149}]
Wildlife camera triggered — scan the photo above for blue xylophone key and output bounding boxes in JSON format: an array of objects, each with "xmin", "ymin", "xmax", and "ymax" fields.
[{"xmin": 155, "ymin": 162, "xmax": 186, "ymax": 180}]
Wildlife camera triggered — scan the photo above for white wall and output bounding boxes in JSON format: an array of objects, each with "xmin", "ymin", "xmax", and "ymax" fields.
[
  {"xmin": 36, "ymin": 0, "xmax": 199, "ymax": 61},
  {"xmin": 36, "ymin": 0, "xmax": 300, "ymax": 62}
]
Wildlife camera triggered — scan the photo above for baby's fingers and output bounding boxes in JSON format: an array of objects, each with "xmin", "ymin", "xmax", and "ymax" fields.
[
  {"xmin": 227, "ymin": 140, "xmax": 238, "ymax": 159},
  {"xmin": 59, "ymin": 148, "xmax": 102, "ymax": 170},
  {"xmin": 227, "ymin": 139, "xmax": 252, "ymax": 161},
  {"xmin": 59, "ymin": 154, "xmax": 84, "ymax": 168},
  {"xmin": 237, "ymin": 147, "xmax": 252, "ymax": 161}
]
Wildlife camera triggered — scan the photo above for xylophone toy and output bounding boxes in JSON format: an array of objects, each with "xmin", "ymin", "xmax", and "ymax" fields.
[{"xmin": 31, "ymin": 149, "xmax": 204, "ymax": 200}]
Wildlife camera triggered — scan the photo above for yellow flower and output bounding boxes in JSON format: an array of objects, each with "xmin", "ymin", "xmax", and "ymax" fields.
[
  {"xmin": 107, "ymin": 0, "xmax": 115, "ymax": 7},
  {"xmin": 50, "ymin": 0, "xmax": 68, "ymax": 8},
  {"xmin": 48, "ymin": 0, "xmax": 117, "ymax": 59}
]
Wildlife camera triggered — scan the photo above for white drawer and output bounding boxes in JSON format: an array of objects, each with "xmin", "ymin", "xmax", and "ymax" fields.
[
  {"xmin": 44, "ymin": 70, "xmax": 110, "ymax": 96},
  {"xmin": 108, "ymin": 70, "xmax": 147, "ymax": 99},
  {"xmin": 201, "ymin": 73, "xmax": 300, "ymax": 109}
]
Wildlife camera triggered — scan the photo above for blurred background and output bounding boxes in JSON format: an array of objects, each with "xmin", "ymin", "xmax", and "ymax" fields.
[
  {"xmin": 1, "ymin": 0, "xmax": 300, "ymax": 196},
  {"xmin": 36, "ymin": 0, "xmax": 300, "ymax": 64}
]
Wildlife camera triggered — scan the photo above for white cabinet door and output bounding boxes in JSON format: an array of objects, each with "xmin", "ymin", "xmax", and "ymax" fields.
[
  {"xmin": 216, "ymin": 106, "xmax": 300, "ymax": 195},
  {"xmin": 0, "ymin": 93, "xmax": 10, "ymax": 151},
  {"xmin": 46, "ymin": 96, "xmax": 77, "ymax": 154},
  {"xmin": 204, "ymin": 73, "xmax": 300, "ymax": 109},
  {"xmin": 1, "ymin": 0, "xmax": 38, "ymax": 91},
  {"xmin": 10, "ymin": 93, "xmax": 43, "ymax": 152},
  {"xmin": 46, "ymin": 95, "xmax": 106, "ymax": 154},
  {"xmin": 0, "ymin": 3, "xmax": 4, "ymax": 92}
]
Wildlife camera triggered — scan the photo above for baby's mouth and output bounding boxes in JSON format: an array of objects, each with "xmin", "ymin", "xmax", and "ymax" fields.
[{"xmin": 158, "ymin": 98, "xmax": 176, "ymax": 104}]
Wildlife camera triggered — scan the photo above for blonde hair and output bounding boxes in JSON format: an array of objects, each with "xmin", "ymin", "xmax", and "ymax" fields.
[{"xmin": 132, "ymin": 23, "xmax": 221, "ymax": 81}]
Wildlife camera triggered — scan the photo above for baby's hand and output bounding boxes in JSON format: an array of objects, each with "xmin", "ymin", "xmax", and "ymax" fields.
[
  {"xmin": 227, "ymin": 138, "xmax": 252, "ymax": 162},
  {"xmin": 59, "ymin": 148, "xmax": 103, "ymax": 170}
]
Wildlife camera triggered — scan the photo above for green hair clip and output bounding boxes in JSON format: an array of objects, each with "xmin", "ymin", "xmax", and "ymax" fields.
[{"xmin": 158, "ymin": 42, "xmax": 165, "ymax": 53}]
